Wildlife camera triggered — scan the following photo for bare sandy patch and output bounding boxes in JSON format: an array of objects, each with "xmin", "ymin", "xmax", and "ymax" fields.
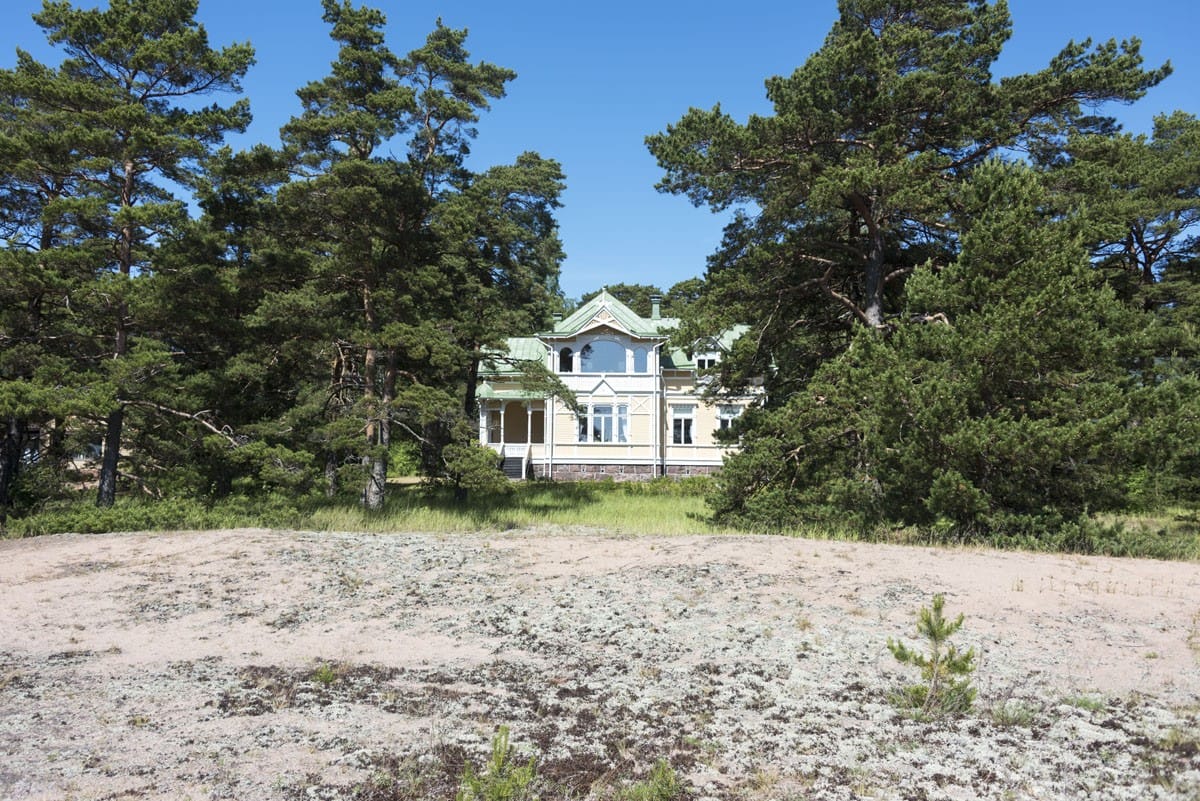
[{"xmin": 1, "ymin": 528, "xmax": 1197, "ymax": 800}]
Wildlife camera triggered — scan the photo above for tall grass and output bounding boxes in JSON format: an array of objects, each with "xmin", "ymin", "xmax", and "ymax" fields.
[
  {"xmin": 307, "ymin": 478, "xmax": 734, "ymax": 535},
  {"xmin": 4, "ymin": 478, "xmax": 1197, "ymax": 560},
  {"xmin": 2, "ymin": 477, "xmax": 737, "ymax": 538}
]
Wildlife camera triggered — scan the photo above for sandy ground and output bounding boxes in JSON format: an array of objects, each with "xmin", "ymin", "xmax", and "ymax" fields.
[{"xmin": 0, "ymin": 528, "xmax": 1197, "ymax": 800}]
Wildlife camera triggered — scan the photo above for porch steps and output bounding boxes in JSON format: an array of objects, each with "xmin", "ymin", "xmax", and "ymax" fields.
[{"xmin": 501, "ymin": 456, "xmax": 526, "ymax": 480}]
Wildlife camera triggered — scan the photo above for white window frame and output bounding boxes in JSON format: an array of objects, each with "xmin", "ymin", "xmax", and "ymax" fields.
[
  {"xmin": 716, "ymin": 404, "xmax": 742, "ymax": 431},
  {"xmin": 578, "ymin": 403, "xmax": 629, "ymax": 443},
  {"xmin": 671, "ymin": 404, "xmax": 695, "ymax": 445},
  {"xmin": 633, "ymin": 346, "xmax": 648, "ymax": 373}
]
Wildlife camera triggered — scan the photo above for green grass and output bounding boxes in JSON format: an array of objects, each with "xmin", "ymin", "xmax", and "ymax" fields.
[
  {"xmin": 309, "ymin": 479, "xmax": 735, "ymax": 535},
  {"xmin": 2, "ymin": 477, "xmax": 738, "ymax": 538},
  {"xmin": 4, "ymin": 479, "xmax": 1198, "ymax": 561}
]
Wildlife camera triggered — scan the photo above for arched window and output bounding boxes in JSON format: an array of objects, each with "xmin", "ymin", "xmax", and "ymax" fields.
[
  {"xmin": 558, "ymin": 347, "xmax": 573, "ymax": 373},
  {"xmin": 579, "ymin": 340, "xmax": 626, "ymax": 373}
]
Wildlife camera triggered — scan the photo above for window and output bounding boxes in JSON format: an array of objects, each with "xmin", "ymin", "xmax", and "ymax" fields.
[
  {"xmin": 671, "ymin": 405, "xmax": 695, "ymax": 445},
  {"xmin": 558, "ymin": 347, "xmax": 573, "ymax": 373},
  {"xmin": 695, "ymin": 352, "xmax": 720, "ymax": 370},
  {"xmin": 488, "ymin": 410, "xmax": 503, "ymax": 443},
  {"xmin": 717, "ymin": 404, "xmax": 742, "ymax": 431},
  {"xmin": 579, "ymin": 340, "xmax": 626, "ymax": 373},
  {"xmin": 578, "ymin": 403, "xmax": 629, "ymax": 443},
  {"xmin": 633, "ymin": 347, "xmax": 648, "ymax": 373}
]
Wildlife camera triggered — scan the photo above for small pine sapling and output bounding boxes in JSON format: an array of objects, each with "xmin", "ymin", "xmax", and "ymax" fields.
[
  {"xmin": 887, "ymin": 594, "xmax": 976, "ymax": 718},
  {"xmin": 456, "ymin": 725, "xmax": 538, "ymax": 801}
]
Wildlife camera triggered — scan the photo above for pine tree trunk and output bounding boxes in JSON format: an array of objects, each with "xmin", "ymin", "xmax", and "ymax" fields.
[
  {"xmin": 96, "ymin": 406, "xmax": 124, "ymax": 508},
  {"xmin": 360, "ymin": 287, "xmax": 387, "ymax": 510},
  {"xmin": 97, "ymin": 161, "xmax": 136, "ymax": 509},
  {"xmin": 463, "ymin": 356, "xmax": 480, "ymax": 418},
  {"xmin": 364, "ymin": 448, "xmax": 387, "ymax": 509},
  {"xmin": 0, "ymin": 417, "xmax": 22, "ymax": 521},
  {"xmin": 362, "ymin": 349, "xmax": 386, "ymax": 510},
  {"xmin": 862, "ymin": 201, "xmax": 885, "ymax": 329},
  {"xmin": 324, "ymin": 450, "xmax": 339, "ymax": 497}
]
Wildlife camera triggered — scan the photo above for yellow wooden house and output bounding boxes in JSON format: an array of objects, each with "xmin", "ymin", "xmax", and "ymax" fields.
[{"xmin": 477, "ymin": 290, "xmax": 757, "ymax": 480}]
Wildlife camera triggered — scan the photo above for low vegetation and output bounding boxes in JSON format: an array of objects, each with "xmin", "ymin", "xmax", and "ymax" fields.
[
  {"xmin": 4, "ymin": 477, "xmax": 1197, "ymax": 561},
  {"xmin": 887, "ymin": 594, "xmax": 977, "ymax": 719}
]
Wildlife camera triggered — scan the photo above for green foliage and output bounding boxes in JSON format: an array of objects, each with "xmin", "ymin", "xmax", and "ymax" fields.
[
  {"xmin": 441, "ymin": 440, "xmax": 513, "ymax": 498},
  {"xmin": 990, "ymin": 700, "xmax": 1039, "ymax": 728},
  {"xmin": 650, "ymin": 0, "xmax": 1193, "ymax": 544},
  {"xmin": 1064, "ymin": 695, "xmax": 1107, "ymax": 712},
  {"xmin": 709, "ymin": 162, "xmax": 1170, "ymax": 544},
  {"xmin": 3, "ymin": 479, "xmax": 737, "ymax": 538},
  {"xmin": 650, "ymin": 0, "xmax": 1168, "ymax": 368},
  {"xmin": 888, "ymin": 594, "xmax": 977, "ymax": 719},
  {"xmin": 272, "ymin": 7, "xmax": 565, "ymax": 509},
  {"xmin": 2, "ymin": 1, "xmax": 1196, "ymax": 552},
  {"xmin": 618, "ymin": 475, "xmax": 714, "ymax": 498},
  {"xmin": 311, "ymin": 663, "xmax": 338, "ymax": 687},
  {"xmin": 456, "ymin": 726, "xmax": 538, "ymax": 801},
  {"xmin": 1, "ymin": 494, "xmax": 300, "ymax": 538},
  {"xmin": 3, "ymin": 0, "xmax": 255, "ymax": 509},
  {"xmin": 577, "ymin": 278, "xmax": 706, "ymax": 319},
  {"xmin": 618, "ymin": 760, "xmax": 684, "ymax": 801}
]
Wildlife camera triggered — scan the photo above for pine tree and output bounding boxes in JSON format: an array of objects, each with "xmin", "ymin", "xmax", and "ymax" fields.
[
  {"xmin": 4, "ymin": 0, "xmax": 253, "ymax": 507},
  {"xmin": 648, "ymin": 0, "xmax": 1169, "ymax": 395},
  {"xmin": 710, "ymin": 162, "xmax": 1148, "ymax": 538},
  {"xmin": 888, "ymin": 594, "xmax": 977, "ymax": 718},
  {"xmin": 276, "ymin": 4, "xmax": 566, "ymax": 507}
]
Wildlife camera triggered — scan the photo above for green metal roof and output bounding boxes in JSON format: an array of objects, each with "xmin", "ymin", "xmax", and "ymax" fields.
[
  {"xmin": 478, "ymin": 295, "xmax": 751, "ymax": 374},
  {"xmin": 479, "ymin": 337, "xmax": 546, "ymax": 374},
  {"xmin": 663, "ymin": 324, "xmax": 750, "ymax": 369},
  {"xmin": 541, "ymin": 289, "xmax": 672, "ymax": 338},
  {"xmin": 477, "ymin": 382, "xmax": 546, "ymax": 400}
]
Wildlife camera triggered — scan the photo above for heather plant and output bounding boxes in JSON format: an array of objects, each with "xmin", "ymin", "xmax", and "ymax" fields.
[{"xmin": 888, "ymin": 594, "xmax": 977, "ymax": 718}]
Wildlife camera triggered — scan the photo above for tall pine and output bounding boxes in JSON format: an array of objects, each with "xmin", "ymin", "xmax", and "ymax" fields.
[{"xmin": 3, "ymin": 0, "xmax": 253, "ymax": 507}]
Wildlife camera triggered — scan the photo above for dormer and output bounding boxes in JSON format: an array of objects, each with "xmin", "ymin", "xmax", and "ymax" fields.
[
  {"xmin": 692, "ymin": 337, "xmax": 724, "ymax": 371},
  {"xmin": 540, "ymin": 290, "xmax": 670, "ymax": 375}
]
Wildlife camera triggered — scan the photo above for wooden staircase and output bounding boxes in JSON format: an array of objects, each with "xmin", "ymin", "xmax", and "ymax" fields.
[{"xmin": 497, "ymin": 444, "xmax": 530, "ymax": 480}]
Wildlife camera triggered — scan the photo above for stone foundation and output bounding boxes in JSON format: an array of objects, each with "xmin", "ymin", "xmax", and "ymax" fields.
[
  {"xmin": 531, "ymin": 463, "xmax": 719, "ymax": 481},
  {"xmin": 663, "ymin": 464, "xmax": 721, "ymax": 477}
]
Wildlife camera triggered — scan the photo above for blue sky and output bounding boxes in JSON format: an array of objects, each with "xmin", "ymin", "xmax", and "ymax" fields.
[{"xmin": 2, "ymin": 0, "xmax": 1196, "ymax": 300}]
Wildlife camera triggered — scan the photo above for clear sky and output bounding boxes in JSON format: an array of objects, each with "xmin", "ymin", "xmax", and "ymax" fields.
[{"xmin": 2, "ymin": 0, "xmax": 1196, "ymax": 300}]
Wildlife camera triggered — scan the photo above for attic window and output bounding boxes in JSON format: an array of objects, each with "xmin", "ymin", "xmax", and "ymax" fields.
[{"xmin": 695, "ymin": 350, "xmax": 720, "ymax": 371}]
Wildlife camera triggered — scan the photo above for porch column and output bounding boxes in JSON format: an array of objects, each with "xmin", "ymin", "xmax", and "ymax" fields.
[
  {"xmin": 526, "ymin": 402, "xmax": 533, "ymax": 445},
  {"xmin": 498, "ymin": 404, "xmax": 506, "ymax": 446},
  {"xmin": 478, "ymin": 402, "xmax": 488, "ymax": 443}
]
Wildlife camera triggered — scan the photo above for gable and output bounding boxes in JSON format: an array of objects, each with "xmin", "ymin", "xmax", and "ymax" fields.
[{"xmin": 542, "ymin": 289, "xmax": 669, "ymax": 340}]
